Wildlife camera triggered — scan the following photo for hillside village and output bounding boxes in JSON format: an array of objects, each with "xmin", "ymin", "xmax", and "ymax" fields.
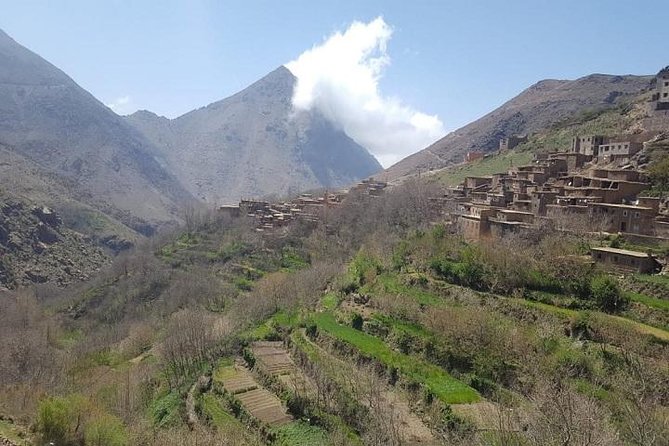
[
  {"xmin": 2, "ymin": 17, "xmax": 669, "ymax": 446},
  {"xmin": 223, "ymin": 68, "xmax": 669, "ymax": 277}
]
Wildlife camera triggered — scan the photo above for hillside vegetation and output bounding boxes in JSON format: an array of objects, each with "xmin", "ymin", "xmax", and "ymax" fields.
[
  {"xmin": 428, "ymin": 90, "xmax": 667, "ymax": 189},
  {"xmin": 382, "ymin": 73, "xmax": 652, "ymax": 181},
  {"xmin": 1, "ymin": 176, "xmax": 666, "ymax": 446}
]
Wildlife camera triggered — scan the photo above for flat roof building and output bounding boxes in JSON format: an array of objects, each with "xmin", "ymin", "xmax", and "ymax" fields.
[{"xmin": 591, "ymin": 247, "xmax": 661, "ymax": 274}]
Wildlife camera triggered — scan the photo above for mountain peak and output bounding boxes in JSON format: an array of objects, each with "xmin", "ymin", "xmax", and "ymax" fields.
[{"xmin": 128, "ymin": 65, "xmax": 381, "ymax": 203}]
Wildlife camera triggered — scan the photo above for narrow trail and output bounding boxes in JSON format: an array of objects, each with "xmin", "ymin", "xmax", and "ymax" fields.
[{"xmin": 186, "ymin": 374, "xmax": 211, "ymax": 429}]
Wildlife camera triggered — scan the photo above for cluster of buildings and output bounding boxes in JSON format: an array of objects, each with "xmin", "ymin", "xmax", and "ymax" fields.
[
  {"xmin": 216, "ymin": 69, "xmax": 669, "ymax": 273},
  {"xmin": 219, "ymin": 179, "xmax": 388, "ymax": 231},
  {"xmin": 443, "ymin": 151, "xmax": 666, "ymax": 272},
  {"xmin": 441, "ymin": 69, "xmax": 669, "ymax": 273},
  {"xmin": 447, "ymin": 149, "xmax": 666, "ymax": 242}
]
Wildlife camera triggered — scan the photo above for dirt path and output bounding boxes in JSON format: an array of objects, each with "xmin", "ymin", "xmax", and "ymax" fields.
[{"xmin": 186, "ymin": 375, "xmax": 211, "ymax": 429}]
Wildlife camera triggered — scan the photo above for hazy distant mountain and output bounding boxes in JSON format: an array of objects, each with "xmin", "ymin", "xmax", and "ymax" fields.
[
  {"xmin": 126, "ymin": 67, "xmax": 382, "ymax": 203},
  {"xmin": 0, "ymin": 28, "xmax": 192, "ymax": 235},
  {"xmin": 382, "ymin": 73, "xmax": 653, "ymax": 181}
]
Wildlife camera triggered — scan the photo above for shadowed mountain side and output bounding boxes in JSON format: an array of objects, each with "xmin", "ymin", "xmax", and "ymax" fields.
[
  {"xmin": 127, "ymin": 67, "xmax": 382, "ymax": 203},
  {"xmin": 0, "ymin": 28, "xmax": 193, "ymax": 234}
]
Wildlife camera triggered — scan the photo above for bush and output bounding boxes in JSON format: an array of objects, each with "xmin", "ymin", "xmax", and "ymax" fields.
[
  {"xmin": 590, "ymin": 275, "xmax": 627, "ymax": 313},
  {"xmin": 84, "ymin": 414, "xmax": 128, "ymax": 446},
  {"xmin": 242, "ymin": 348, "xmax": 256, "ymax": 368},
  {"xmin": 305, "ymin": 323, "xmax": 317, "ymax": 338},
  {"xmin": 569, "ymin": 312, "xmax": 593, "ymax": 340},
  {"xmin": 36, "ymin": 395, "xmax": 88, "ymax": 446},
  {"xmin": 391, "ymin": 240, "xmax": 410, "ymax": 271},
  {"xmin": 351, "ymin": 313, "xmax": 363, "ymax": 331},
  {"xmin": 349, "ymin": 250, "xmax": 382, "ymax": 287}
]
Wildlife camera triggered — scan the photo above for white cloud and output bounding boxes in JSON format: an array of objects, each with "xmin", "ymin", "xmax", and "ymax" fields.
[
  {"xmin": 286, "ymin": 17, "xmax": 445, "ymax": 168},
  {"xmin": 105, "ymin": 95, "xmax": 135, "ymax": 115}
]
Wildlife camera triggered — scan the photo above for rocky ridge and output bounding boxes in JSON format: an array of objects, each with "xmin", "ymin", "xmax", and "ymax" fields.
[{"xmin": 0, "ymin": 198, "xmax": 108, "ymax": 289}]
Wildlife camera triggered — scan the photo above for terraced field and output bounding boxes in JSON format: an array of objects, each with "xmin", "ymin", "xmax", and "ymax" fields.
[
  {"xmin": 214, "ymin": 363, "xmax": 292, "ymax": 427},
  {"xmin": 201, "ymin": 394, "xmax": 263, "ymax": 444},
  {"xmin": 312, "ymin": 311, "xmax": 480, "ymax": 404},
  {"xmin": 292, "ymin": 330, "xmax": 439, "ymax": 445},
  {"xmin": 252, "ymin": 341, "xmax": 314, "ymax": 395}
]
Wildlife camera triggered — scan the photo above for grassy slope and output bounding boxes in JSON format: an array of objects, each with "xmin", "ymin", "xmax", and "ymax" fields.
[
  {"xmin": 0, "ymin": 419, "xmax": 30, "ymax": 445},
  {"xmin": 627, "ymin": 291, "xmax": 669, "ymax": 311},
  {"xmin": 428, "ymin": 151, "xmax": 534, "ymax": 187},
  {"xmin": 273, "ymin": 421, "xmax": 329, "ymax": 446},
  {"xmin": 429, "ymin": 97, "xmax": 643, "ymax": 187},
  {"xmin": 312, "ymin": 312, "xmax": 480, "ymax": 404},
  {"xmin": 519, "ymin": 299, "xmax": 669, "ymax": 342}
]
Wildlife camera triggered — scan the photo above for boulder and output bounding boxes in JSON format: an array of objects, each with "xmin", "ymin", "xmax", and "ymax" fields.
[
  {"xmin": 31, "ymin": 206, "xmax": 62, "ymax": 228},
  {"xmin": 34, "ymin": 222, "xmax": 60, "ymax": 244}
]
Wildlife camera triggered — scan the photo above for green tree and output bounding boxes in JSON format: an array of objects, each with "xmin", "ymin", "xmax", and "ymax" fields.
[
  {"xmin": 590, "ymin": 275, "xmax": 627, "ymax": 313},
  {"xmin": 648, "ymin": 156, "xmax": 669, "ymax": 197}
]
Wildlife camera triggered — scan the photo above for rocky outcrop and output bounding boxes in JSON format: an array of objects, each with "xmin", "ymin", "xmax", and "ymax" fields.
[{"xmin": 0, "ymin": 198, "xmax": 109, "ymax": 288}]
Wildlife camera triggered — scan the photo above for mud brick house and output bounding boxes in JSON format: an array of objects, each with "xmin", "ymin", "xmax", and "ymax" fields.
[
  {"xmin": 219, "ymin": 204, "xmax": 241, "ymax": 218},
  {"xmin": 591, "ymin": 247, "xmax": 661, "ymax": 273},
  {"xmin": 651, "ymin": 66, "xmax": 669, "ymax": 111},
  {"xmin": 571, "ymin": 135, "xmax": 605, "ymax": 156},
  {"xmin": 464, "ymin": 151, "xmax": 484, "ymax": 163},
  {"xmin": 499, "ymin": 135, "xmax": 528, "ymax": 151},
  {"xmin": 597, "ymin": 140, "xmax": 643, "ymax": 163},
  {"xmin": 588, "ymin": 203, "xmax": 656, "ymax": 235}
]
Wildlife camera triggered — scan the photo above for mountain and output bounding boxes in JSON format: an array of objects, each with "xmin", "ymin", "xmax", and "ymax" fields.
[
  {"xmin": 382, "ymin": 73, "xmax": 653, "ymax": 181},
  {"xmin": 0, "ymin": 29, "xmax": 193, "ymax": 235},
  {"xmin": 126, "ymin": 67, "xmax": 382, "ymax": 203}
]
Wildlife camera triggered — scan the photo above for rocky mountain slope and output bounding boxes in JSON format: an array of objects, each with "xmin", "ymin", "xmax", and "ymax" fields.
[
  {"xmin": 126, "ymin": 67, "xmax": 382, "ymax": 203},
  {"xmin": 382, "ymin": 73, "xmax": 654, "ymax": 181},
  {"xmin": 0, "ymin": 29, "xmax": 193, "ymax": 234},
  {"xmin": 0, "ymin": 197, "xmax": 108, "ymax": 289}
]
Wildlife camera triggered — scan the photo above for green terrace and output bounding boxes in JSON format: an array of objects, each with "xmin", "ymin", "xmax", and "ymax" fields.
[{"xmin": 311, "ymin": 311, "xmax": 480, "ymax": 404}]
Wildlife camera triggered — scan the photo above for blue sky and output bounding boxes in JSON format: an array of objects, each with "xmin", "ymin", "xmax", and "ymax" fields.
[{"xmin": 1, "ymin": 0, "xmax": 667, "ymax": 165}]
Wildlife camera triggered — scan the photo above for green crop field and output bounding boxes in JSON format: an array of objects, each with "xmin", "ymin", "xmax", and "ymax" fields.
[
  {"xmin": 370, "ymin": 274, "xmax": 444, "ymax": 306},
  {"xmin": 312, "ymin": 312, "xmax": 479, "ymax": 404},
  {"xmin": 627, "ymin": 292, "xmax": 669, "ymax": 311},
  {"xmin": 201, "ymin": 394, "xmax": 242, "ymax": 430},
  {"xmin": 273, "ymin": 421, "xmax": 328, "ymax": 446}
]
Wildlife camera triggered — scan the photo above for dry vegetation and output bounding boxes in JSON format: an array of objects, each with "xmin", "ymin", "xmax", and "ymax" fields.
[{"xmin": 0, "ymin": 179, "xmax": 667, "ymax": 446}]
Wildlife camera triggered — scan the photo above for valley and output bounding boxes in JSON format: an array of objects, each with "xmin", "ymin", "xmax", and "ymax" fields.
[{"xmin": 0, "ymin": 21, "xmax": 667, "ymax": 446}]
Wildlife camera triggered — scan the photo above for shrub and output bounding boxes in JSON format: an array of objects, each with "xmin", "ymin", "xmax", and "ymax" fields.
[
  {"xmin": 349, "ymin": 250, "xmax": 382, "ymax": 287},
  {"xmin": 242, "ymin": 348, "xmax": 256, "ymax": 368},
  {"xmin": 391, "ymin": 240, "xmax": 410, "ymax": 271},
  {"xmin": 84, "ymin": 414, "xmax": 128, "ymax": 446},
  {"xmin": 569, "ymin": 312, "xmax": 593, "ymax": 340},
  {"xmin": 351, "ymin": 313, "xmax": 363, "ymax": 331},
  {"xmin": 305, "ymin": 323, "xmax": 317, "ymax": 338},
  {"xmin": 36, "ymin": 394, "xmax": 88, "ymax": 446},
  {"xmin": 590, "ymin": 275, "xmax": 627, "ymax": 313}
]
